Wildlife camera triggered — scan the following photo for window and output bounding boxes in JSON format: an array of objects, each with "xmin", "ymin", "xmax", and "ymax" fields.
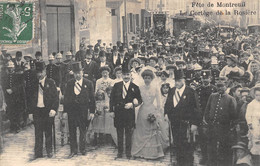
[
  {"xmin": 111, "ymin": 9, "xmax": 115, "ymax": 16},
  {"xmin": 129, "ymin": 13, "xmax": 133, "ymax": 32}
]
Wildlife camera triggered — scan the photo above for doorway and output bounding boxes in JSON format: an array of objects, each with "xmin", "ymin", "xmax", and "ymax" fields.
[{"xmin": 46, "ymin": 6, "xmax": 73, "ymax": 55}]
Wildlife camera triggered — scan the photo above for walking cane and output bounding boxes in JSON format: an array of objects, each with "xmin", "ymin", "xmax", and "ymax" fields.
[
  {"xmin": 53, "ymin": 118, "xmax": 56, "ymax": 155},
  {"xmin": 168, "ymin": 121, "xmax": 173, "ymax": 166}
]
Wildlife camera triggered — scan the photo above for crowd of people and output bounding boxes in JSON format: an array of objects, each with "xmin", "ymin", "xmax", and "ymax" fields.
[{"xmin": 0, "ymin": 25, "xmax": 260, "ymax": 166}]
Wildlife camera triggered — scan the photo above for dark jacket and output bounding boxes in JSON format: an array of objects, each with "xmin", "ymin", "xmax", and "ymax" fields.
[
  {"xmin": 1, "ymin": 71, "xmax": 25, "ymax": 108},
  {"xmin": 204, "ymin": 93, "xmax": 237, "ymax": 127},
  {"xmin": 82, "ymin": 60, "xmax": 98, "ymax": 81},
  {"xmin": 110, "ymin": 81, "xmax": 142, "ymax": 128},
  {"xmin": 63, "ymin": 78, "xmax": 95, "ymax": 117},
  {"xmin": 30, "ymin": 77, "xmax": 59, "ymax": 114},
  {"xmin": 46, "ymin": 64, "xmax": 61, "ymax": 87},
  {"xmin": 164, "ymin": 86, "xmax": 200, "ymax": 126}
]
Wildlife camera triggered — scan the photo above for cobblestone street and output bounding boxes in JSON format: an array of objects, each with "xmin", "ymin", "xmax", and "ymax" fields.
[{"xmin": 0, "ymin": 116, "xmax": 203, "ymax": 166}]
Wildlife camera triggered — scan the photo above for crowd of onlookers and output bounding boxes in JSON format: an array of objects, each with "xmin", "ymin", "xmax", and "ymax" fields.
[{"xmin": 0, "ymin": 25, "xmax": 260, "ymax": 165}]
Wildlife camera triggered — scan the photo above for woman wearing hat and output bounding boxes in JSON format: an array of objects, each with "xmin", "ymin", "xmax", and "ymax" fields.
[
  {"xmin": 219, "ymin": 54, "xmax": 245, "ymax": 77},
  {"xmin": 95, "ymin": 65, "xmax": 117, "ymax": 145},
  {"xmin": 246, "ymin": 83, "xmax": 260, "ymax": 166},
  {"xmin": 128, "ymin": 58, "xmax": 141, "ymax": 84}
]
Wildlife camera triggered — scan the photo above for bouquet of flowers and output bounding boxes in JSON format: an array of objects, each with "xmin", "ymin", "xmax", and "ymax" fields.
[
  {"xmin": 95, "ymin": 110, "xmax": 102, "ymax": 116},
  {"xmin": 147, "ymin": 113, "xmax": 156, "ymax": 123},
  {"xmin": 103, "ymin": 106, "xmax": 109, "ymax": 112}
]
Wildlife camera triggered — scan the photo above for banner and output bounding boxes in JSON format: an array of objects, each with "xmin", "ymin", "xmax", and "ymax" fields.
[{"xmin": 153, "ymin": 14, "xmax": 166, "ymax": 37}]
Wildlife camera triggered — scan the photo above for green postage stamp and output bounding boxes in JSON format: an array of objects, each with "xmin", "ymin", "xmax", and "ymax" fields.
[{"xmin": 0, "ymin": 2, "xmax": 34, "ymax": 44}]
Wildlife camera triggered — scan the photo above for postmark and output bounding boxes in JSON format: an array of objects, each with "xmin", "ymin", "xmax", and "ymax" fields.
[{"xmin": 0, "ymin": 2, "xmax": 34, "ymax": 44}]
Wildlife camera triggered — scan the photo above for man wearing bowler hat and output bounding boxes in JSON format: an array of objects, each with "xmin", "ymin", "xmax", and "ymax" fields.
[
  {"xmin": 110, "ymin": 64, "xmax": 142, "ymax": 159},
  {"xmin": 63, "ymin": 62, "xmax": 95, "ymax": 158},
  {"xmin": 28, "ymin": 61, "xmax": 59, "ymax": 159},
  {"xmin": 164, "ymin": 69, "xmax": 199, "ymax": 166}
]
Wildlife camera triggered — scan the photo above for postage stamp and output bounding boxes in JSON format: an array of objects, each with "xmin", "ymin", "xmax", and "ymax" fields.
[{"xmin": 0, "ymin": 2, "xmax": 34, "ymax": 44}]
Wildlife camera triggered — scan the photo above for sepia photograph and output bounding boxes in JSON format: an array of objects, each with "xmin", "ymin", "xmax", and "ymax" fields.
[{"xmin": 0, "ymin": 0, "xmax": 260, "ymax": 165}]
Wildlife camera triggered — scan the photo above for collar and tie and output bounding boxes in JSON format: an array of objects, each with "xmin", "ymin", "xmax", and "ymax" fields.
[
  {"xmin": 173, "ymin": 89, "xmax": 181, "ymax": 107},
  {"xmin": 74, "ymin": 81, "xmax": 81, "ymax": 95},
  {"xmin": 39, "ymin": 82, "xmax": 44, "ymax": 95},
  {"xmin": 122, "ymin": 84, "xmax": 128, "ymax": 99}
]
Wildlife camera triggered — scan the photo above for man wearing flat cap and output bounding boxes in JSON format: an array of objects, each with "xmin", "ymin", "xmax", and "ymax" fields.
[
  {"xmin": 164, "ymin": 69, "xmax": 199, "ymax": 166},
  {"xmin": 28, "ymin": 61, "xmax": 59, "ymax": 159},
  {"xmin": 63, "ymin": 62, "xmax": 95, "ymax": 158},
  {"xmin": 204, "ymin": 79, "xmax": 237, "ymax": 166}
]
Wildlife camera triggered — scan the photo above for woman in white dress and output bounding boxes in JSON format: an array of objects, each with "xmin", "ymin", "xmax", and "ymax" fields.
[
  {"xmin": 131, "ymin": 67, "xmax": 169, "ymax": 159},
  {"xmin": 246, "ymin": 83, "xmax": 260, "ymax": 166}
]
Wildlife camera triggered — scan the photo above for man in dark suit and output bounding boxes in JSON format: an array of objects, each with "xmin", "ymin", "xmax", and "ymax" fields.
[
  {"xmin": 63, "ymin": 62, "xmax": 95, "ymax": 158},
  {"xmin": 204, "ymin": 79, "xmax": 237, "ymax": 166},
  {"xmin": 164, "ymin": 69, "xmax": 199, "ymax": 166},
  {"xmin": 13, "ymin": 51, "xmax": 25, "ymax": 74},
  {"xmin": 96, "ymin": 51, "xmax": 114, "ymax": 79},
  {"xmin": 82, "ymin": 50, "xmax": 98, "ymax": 84},
  {"xmin": 110, "ymin": 46, "xmax": 119, "ymax": 68},
  {"xmin": 116, "ymin": 46, "xmax": 130, "ymax": 68},
  {"xmin": 28, "ymin": 61, "xmax": 59, "ymax": 159},
  {"xmin": 110, "ymin": 65, "xmax": 142, "ymax": 159}
]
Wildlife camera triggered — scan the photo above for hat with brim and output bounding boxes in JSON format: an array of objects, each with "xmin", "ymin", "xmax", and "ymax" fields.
[
  {"xmin": 176, "ymin": 60, "xmax": 186, "ymax": 66},
  {"xmin": 138, "ymin": 56, "xmax": 147, "ymax": 62},
  {"xmin": 232, "ymin": 142, "xmax": 248, "ymax": 152},
  {"xmin": 129, "ymin": 58, "xmax": 141, "ymax": 66},
  {"xmin": 24, "ymin": 54, "xmax": 33, "ymax": 60},
  {"xmin": 149, "ymin": 56, "xmax": 158, "ymax": 63},
  {"xmin": 66, "ymin": 51, "xmax": 73, "ymax": 56},
  {"xmin": 226, "ymin": 54, "xmax": 238, "ymax": 63},
  {"xmin": 250, "ymin": 83, "xmax": 260, "ymax": 98},
  {"xmin": 114, "ymin": 66, "xmax": 122, "ymax": 74},
  {"xmin": 72, "ymin": 62, "xmax": 83, "ymax": 72},
  {"xmin": 161, "ymin": 70, "xmax": 169, "ymax": 77},
  {"xmin": 99, "ymin": 65, "xmax": 111, "ymax": 73},
  {"xmin": 166, "ymin": 64, "xmax": 177, "ymax": 70},
  {"xmin": 240, "ymin": 87, "xmax": 250, "ymax": 94}
]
